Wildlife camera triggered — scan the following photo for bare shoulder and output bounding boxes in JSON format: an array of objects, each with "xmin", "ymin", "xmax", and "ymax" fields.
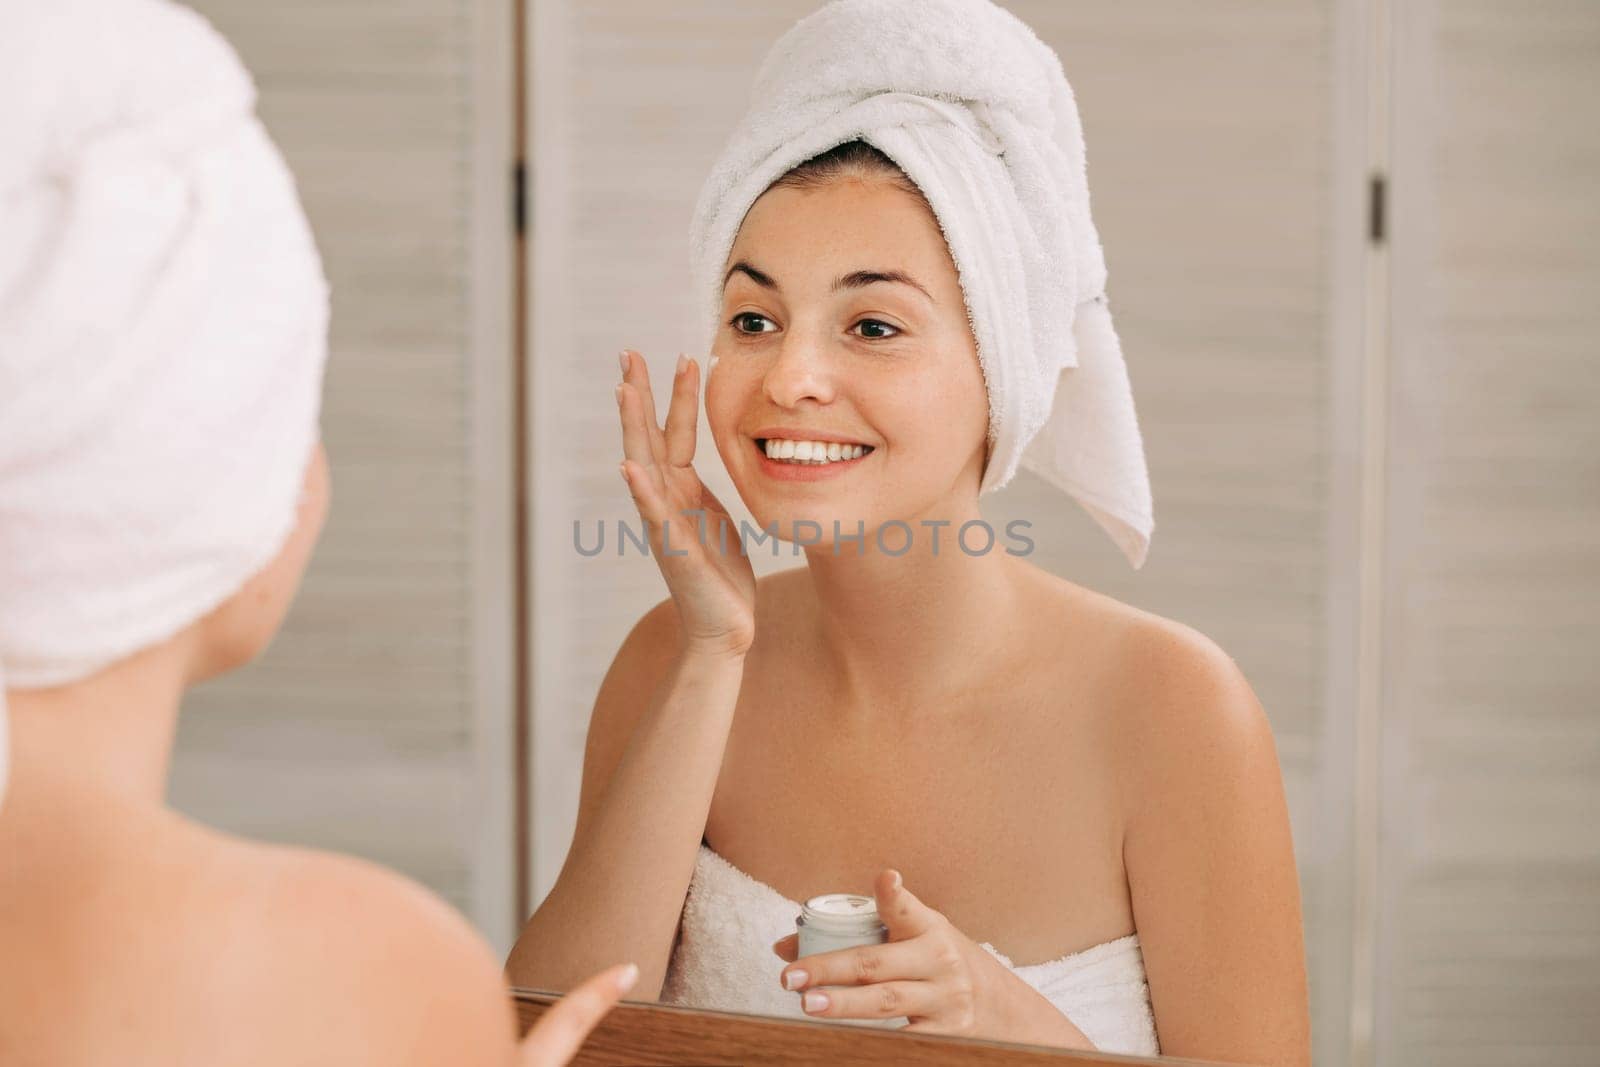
[
  {"xmin": 588, "ymin": 568, "xmax": 807, "ymax": 740},
  {"xmin": 1012, "ymin": 565, "xmax": 1167, "ymax": 692},
  {"xmin": 577, "ymin": 594, "xmax": 687, "ymax": 788},
  {"xmin": 1016, "ymin": 567, "xmax": 1277, "ymax": 799},
  {"xmin": 588, "ymin": 567, "xmax": 805, "ymax": 712},
  {"xmin": 574, "ymin": 570, "xmax": 801, "ymax": 837},
  {"xmin": 1089, "ymin": 605, "xmax": 1310, "ymax": 1063},
  {"xmin": 1112, "ymin": 609, "xmax": 1271, "ymax": 741},
  {"xmin": 234, "ymin": 846, "xmax": 518, "ymax": 1067},
  {"xmin": 1103, "ymin": 604, "xmax": 1285, "ymax": 827}
]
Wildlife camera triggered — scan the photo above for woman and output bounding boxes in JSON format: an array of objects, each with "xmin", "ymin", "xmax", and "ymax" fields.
[
  {"xmin": 507, "ymin": 1, "xmax": 1310, "ymax": 1063},
  {"xmin": 0, "ymin": 1, "xmax": 629, "ymax": 1063}
]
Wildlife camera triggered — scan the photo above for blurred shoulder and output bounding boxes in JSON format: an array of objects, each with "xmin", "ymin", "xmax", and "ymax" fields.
[{"xmin": 237, "ymin": 846, "xmax": 518, "ymax": 1067}]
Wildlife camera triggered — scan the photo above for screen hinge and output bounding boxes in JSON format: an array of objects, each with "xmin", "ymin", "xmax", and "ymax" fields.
[
  {"xmin": 513, "ymin": 159, "xmax": 527, "ymax": 237},
  {"xmin": 1368, "ymin": 171, "xmax": 1386, "ymax": 245}
]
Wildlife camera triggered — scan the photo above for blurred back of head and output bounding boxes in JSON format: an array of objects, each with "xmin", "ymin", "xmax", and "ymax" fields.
[{"xmin": 0, "ymin": 0, "xmax": 331, "ymax": 695}]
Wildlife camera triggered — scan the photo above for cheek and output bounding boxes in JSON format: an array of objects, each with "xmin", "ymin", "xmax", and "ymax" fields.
[
  {"xmin": 944, "ymin": 356, "xmax": 991, "ymax": 444},
  {"xmin": 703, "ymin": 361, "xmax": 750, "ymax": 446},
  {"xmin": 887, "ymin": 360, "xmax": 988, "ymax": 450}
]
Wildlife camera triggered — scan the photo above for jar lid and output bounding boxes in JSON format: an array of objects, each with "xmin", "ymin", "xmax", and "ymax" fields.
[{"xmin": 799, "ymin": 893, "xmax": 884, "ymax": 937}]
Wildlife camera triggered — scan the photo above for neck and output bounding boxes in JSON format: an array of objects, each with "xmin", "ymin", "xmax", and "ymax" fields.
[
  {"xmin": 4, "ymin": 638, "xmax": 192, "ymax": 809},
  {"xmin": 799, "ymin": 501, "xmax": 1029, "ymax": 722}
]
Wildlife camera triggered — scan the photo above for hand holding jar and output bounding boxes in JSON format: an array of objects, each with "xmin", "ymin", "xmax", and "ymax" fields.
[{"xmin": 771, "ymin": 869, "xmax": 1098, "ymax": 1049}]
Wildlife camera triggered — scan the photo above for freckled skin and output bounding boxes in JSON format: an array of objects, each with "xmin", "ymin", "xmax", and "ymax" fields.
[{"xmin": 704, "ymin": 176, "xmax": 991, "ymax": 549}]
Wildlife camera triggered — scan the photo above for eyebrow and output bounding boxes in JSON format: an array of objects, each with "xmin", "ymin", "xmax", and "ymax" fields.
[{"xmin": 723, "ymin": 260, "xmax": 934, "ymax": 304}]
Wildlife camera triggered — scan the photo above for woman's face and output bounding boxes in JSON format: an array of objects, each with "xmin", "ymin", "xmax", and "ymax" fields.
[{"xmin": 704, "ymin": 175, "xmax": 989, "ymax": 548}]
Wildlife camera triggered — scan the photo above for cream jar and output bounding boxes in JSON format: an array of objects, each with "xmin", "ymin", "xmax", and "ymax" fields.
[{"xmin": 795, "ymin": 893, "xmax": 903, "ymax": 1029}]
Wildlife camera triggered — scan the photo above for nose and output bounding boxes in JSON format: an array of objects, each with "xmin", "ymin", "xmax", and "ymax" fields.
[{"xmin": 761, "ymin": 335, "xmax": 837, "ymax": 410}]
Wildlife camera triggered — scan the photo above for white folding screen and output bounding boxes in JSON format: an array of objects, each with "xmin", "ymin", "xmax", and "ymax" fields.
[
  {"xmin": 168, "ymin": 0, "xmax": 520, "ymax": 951},
  {"xmin": 1377, "ymin": 3, "xmax": 1600, "ymax": 1063}
]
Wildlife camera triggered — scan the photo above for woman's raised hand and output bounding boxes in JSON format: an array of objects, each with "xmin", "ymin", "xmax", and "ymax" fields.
[{"xmin": 616, "ymin": 350, "xmax": 757, "ymax": 659}]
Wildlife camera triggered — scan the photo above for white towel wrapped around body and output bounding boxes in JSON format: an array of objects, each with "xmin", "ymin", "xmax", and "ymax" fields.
[
  {"xmin": 0, "ymin": 0, "xmax": 330, "ymax": 690},
  {"xmin": 688, "ymin": 0, "xmax": 1154, "ymax": 568}
]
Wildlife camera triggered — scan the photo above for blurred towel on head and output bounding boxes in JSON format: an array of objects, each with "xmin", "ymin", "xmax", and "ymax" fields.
[
  {"xmin": 687, "ymin": 0, "xmax": 1154, "ymax": 567},
  {"xmin": 0, "ymin": 0, "xmax": 330, "ymax": 689}
]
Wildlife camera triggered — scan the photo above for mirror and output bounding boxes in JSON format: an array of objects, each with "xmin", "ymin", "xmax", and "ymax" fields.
[
  {"xmin": 512, "ymin": 1, "xmax": 1329, "ymax": 1061},
  {"xmin": 514, "ymin": 1, "xmax": 1600, "ymax": 1064},
  {"xmin": 136, "ymin": 0, "xmax": 1599, "ymax": 1065}
]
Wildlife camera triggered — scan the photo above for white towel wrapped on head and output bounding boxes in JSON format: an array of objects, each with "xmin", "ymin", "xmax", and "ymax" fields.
[
  {"xmin": 0, "ymin": 0, "xmax": 330, "ymax": 690},
  {"xmin": 688, "ymin": 0, "xmax": 1154, "ymax": 568}
]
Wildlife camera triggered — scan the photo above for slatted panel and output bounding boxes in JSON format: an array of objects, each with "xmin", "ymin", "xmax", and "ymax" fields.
[
  {"xmin": 989, "ymin": 5, "xmax": 1341, "ymax": 1061},
  {"xmin": 991, "ymin": 0, "xmax": 1334, "ymax": 910},
  {"xmin": 166, "ymin": 0, "xmax": 514, "ymax": 940},
  {"xmin": 1378, "ymin": 3, "xmax": 1600, "ymax": 1064},
  {"xmin": 528, "ymin": 0, "xmax": 1342, "ymax": 1051}
]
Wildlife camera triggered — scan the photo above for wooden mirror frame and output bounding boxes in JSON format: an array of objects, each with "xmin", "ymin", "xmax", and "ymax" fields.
[{"xmin": 513, "ymin": 988, "xmax": 1228, "ymax": 1066}]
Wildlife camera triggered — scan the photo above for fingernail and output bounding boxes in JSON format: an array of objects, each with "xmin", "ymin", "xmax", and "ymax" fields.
[
  {"xmin": 802, "ymin": 991, "xmax": 829, "ymax": 1013},
  {"xmin": 619, "ymin": 350, "xmax": 630, "ymax": 376},
  {"xmin": 891, "ymin": 870, "xmax": 903, "ymax": 891},
  {"xmin": 676, "ymin": 353, "xmax": 687, "ymax": 376},
  {"xmin": 783, "ymin": 968, "xmax": 808, "ymax": 991},
  {"xmin": 616, "ymin": 962, "xmax": 639, "ymax": 994},
  {"xmin": 618, "ymin": 462, "xmax": 629, "ymax": 482},
  {"xmin": 615, "ymin": 383, "xmax": 624, "ymax": 404}
]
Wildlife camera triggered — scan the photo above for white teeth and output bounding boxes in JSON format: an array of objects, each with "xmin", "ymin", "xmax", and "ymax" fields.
[{"xmin": 761, "ymin": 438, "xmax": 871, "ymax": 465}]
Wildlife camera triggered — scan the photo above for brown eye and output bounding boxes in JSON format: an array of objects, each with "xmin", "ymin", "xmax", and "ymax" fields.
[
  {"xmin": 855, "ymin": 319, "xmax": 900, "ymax": 340},
  {"xmin": 730, "ymin": 312, "xmax": 775, "ymax": 335}
]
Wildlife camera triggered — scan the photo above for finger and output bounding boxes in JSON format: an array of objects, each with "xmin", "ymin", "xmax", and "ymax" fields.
[
  {"xmin": 662, "ymin": 354, "xmax": 700, "ymax": 469},
  {"xmin": 875, "ymin": 869, "xmax": 942, "ymax": 941},
  {"xmin": 618, "ymin": 459, "xmax": 670, "ymax": 526},
  {"xmin": 518, "ymin": 962, "xmax": 637, "ymax": 1067},
  {"xmin": 616, "ymin": 382, "xmax": 659, "ymax": 480},
  {"xmin": 771, "ymin": 933, "xmax": 799, "ymax": 963},
  {"xmin": 779, "ymin": 937, "xmax": 930, "ymax": 992},
  {"xmin": 620, "ymin": 461, "xmax": 707, "ymax": 567},
  {"xmin": 797, "ymin": 979, "xmax": 936, "ymax": 1022},
  {"xmin": 620, "ymin": 349, "xmax": 668, "ymax": 465}
]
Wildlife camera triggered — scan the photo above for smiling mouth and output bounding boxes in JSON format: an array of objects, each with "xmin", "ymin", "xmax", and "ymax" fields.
[{"xmin": 755, "ymin": 438, "xmax": 875, "ymax": 466}]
